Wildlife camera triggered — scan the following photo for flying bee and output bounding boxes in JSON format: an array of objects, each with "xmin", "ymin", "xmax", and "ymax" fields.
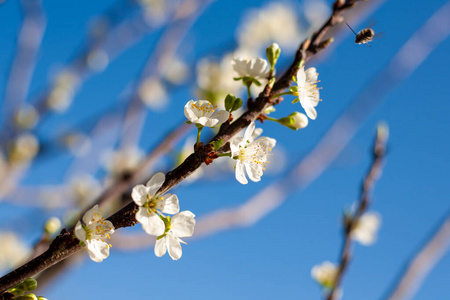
[
  {"xmin": 345, "ymin": 22, "xmax": 375, "ymax": 47},
  {"xmin": 355, "ymin": 28, "xmax": 375, "ymax": 45}
]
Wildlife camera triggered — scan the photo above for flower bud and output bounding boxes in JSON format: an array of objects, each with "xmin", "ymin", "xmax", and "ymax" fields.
[
  {"xmin": 266, "ymin": 43, "xmax": 281, "ymax": 70},
  {"xmin": 278, "ymin": 112, "xmax": 308, "ymax": 130},
  {"xmin": 37, "ymin": 297, "xmax": 48, "ymax": 300},
  {"xmin": 15, "ymin": 293, "xmax": 37, "ymax": 300},
  {"xmin": 264, "ymin": 106, "xmax": 276, "ymax": 115},
  {"xmin": 23, "ymin": 278, "xmax": 37, "ymax": 291},
  {"xmin": 44, "ymin": 217, "xmax": 61, "ymax": 236}
]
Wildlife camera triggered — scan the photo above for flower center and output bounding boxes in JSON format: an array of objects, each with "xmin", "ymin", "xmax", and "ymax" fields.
[
  {"xmin": 86, "ymin": 215, "xmax": 112, "ymax": 241},
  {"xmin": 192, "ymin": 102, "xmax": 216, "ymax": 116},
  {"xmin": 144, "ymin": 194, "xmax": 164, "ymax": 214},
  {"xmin": 238, "ymin": 142, "xmax": 272, "ymax": 170}
]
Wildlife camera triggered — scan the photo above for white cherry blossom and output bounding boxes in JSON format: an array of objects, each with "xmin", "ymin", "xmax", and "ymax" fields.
[
  {"xmin": 230, "ymin": 122, "xmax": 276, "ymax": 184},
  {"xmin": 184, "ymin": 100, "xmax": 229, "ymax": 127},
  {"xmin": 155, "ymin": 211, "xmax": 196, "ymax": 260},
  {"xmin": 292, "ymin": 67, "xmax": 321, "ymax": 120},
  {"xmin": 231, "ymin": 57, "xmax": 269, "ymax": 81},
  {"xmin": 351, "ymin": 212, "xmax": 381, "ymax": 246},
  {"xmin": 311, "ymin": 261, "xmax": 338, "ymax": 289},
  {"xmin": 75, "ymin": 205, "xmax": 115, "ymax": 262},
  {"xmin": 131, "ymin": 172, "xmax": 179, "ymax": 236}
]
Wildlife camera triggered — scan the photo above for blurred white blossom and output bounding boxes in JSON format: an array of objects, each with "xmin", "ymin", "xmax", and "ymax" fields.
[
  {"xmin": 8, "ymin": 133, "xmax": 39, "ymax": 166},
  {"xmin": 139, "ymin": 0, "xmax": 167, "ymax": 25},
  {"xmin": 311, "ymin": 261, "xmax": 338, "ymax": 289},
  {"xmin": 62, "ymin": 132, "xmax": 92, "ymax": 157},
  {"xmin": 44, "ymin": 217, "xmax": 62, "ymax": 236},
  {"xmin": 237, "ymin": 3, "xmax": 303, "ymax": 54},
  {"xmin": 46, "ymin": 71, "xmax": 79, "ymax": 113},
  {"xmin": 303, "ymin": 0, "xmax": 331, "ymax": 30},
  {"xmin": 138, "ymin": 77, "xmax": 168, "ymax": 110},
  {"xmin": 87, "ymin": 49, "xmax": 109, "ymax": 72},
  {"xmin": 0, "ymin": 231, "xmax": 30, "ymax": 272},
  {"xmin": 14, "ymin": 104, "xmax": 39, "ymax": 130},
  {"xmin": 160, "ymin": 55, "xmax": 189, "ymax": 84},
  {"xmin": 103, "ymin": 146, "xmax": 144, "ymax": 178},
  {"xmin": 351, "ymin": 212, "xmax": 381, "ymax": 246},
  {"xmin": 69, "ymin": 175, "xmax": 102, "ymax": 207},
  {"xmin": 196, "ymin": 55, "xmax": 242, "ymax": 103}
]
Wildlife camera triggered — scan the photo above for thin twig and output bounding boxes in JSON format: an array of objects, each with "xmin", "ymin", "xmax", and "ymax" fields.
[{"xmin": 327, "ymin": 126, "xmax": 388, "ymax": 300}]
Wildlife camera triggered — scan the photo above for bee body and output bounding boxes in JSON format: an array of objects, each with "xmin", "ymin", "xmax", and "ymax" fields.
[
  {"xmin": 355, "ymin": 28, "xmax": 375, "ymax": 45},
  {"xmin": 345, "ymin": 21, "xmax": 376, "ymax": 47}
]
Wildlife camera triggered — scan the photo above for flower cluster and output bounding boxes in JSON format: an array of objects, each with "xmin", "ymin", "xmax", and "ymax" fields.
[
  {"xmin": 74, "ymin": 44, "xmax": 324, "ymax": 265},
  {"xmin": 132, "ymin": 172, "xmax": 196, "ymax": 260}
]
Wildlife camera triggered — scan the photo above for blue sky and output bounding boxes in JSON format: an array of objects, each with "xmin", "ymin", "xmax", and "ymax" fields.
[{"xmin": 0, "ymin": 0, "xmax": 449, "ymax": 299}]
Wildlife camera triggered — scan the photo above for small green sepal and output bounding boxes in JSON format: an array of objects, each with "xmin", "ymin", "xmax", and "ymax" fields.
[{"xmin": 210, "ymin": 139, "xmax": 224, "ymax": 151}]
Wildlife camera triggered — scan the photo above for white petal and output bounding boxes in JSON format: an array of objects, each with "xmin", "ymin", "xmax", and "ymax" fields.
[
  {"xmin": 131, "ymin": 184, "xmax": 148, "ymax": 206},
  {"xmin": 235, "ymin": 161, "xmax": 248, "ymax": 184},
  {"xmin": 86, "ymin": 240, "xmax": 110, "ymax": 263},
  {"xmin": 300, "ymin": 100, "xmax": 317, "ymax": 120},
  {"xmin": 171, "ymin": 211, "xmax": 196, "ymax": 238},
  {"xmin": 242, "ymin": 122, "xmax": 256, "ymax": 143},
  {"xmin": 296, "ymin": 67, "xmax": 306, "ymax": 86},
  {"xmin": 249, "ymin": 58, "xmax": 268, "ymax": 78},
  {"xmin": 230, "ymin": 137, "xmax": 243, "ymax": 156},
  {"xmin": 160, "ymin": 193, "xmax": 180, "ymax": 214},
  {"xmin": 74, "ymin": 221, "xmax": 86, "ymax": 242},
  {"xmin": 244, "ymin": 161, "xmax": 262, "ymax": 183},
  {"xmin": 82, "ymin": 205, "xmax": 100, "ymax": 225},
  {"xmin": 136, "ymin": 208, "xmax": 165, "ymax": 236},
  {"xmin": 231, "ymin": 58, "xmax": 246, "ymax": 76},
  {"xmin": 146, "ymin": 172, "xmax": 165, "ymax": 196},
  {"xmin": 256, "ymin": 137, "xmax": 277, "ymax": 150},
  {"xmin": 305, "ymin": 67, "xmax": 318, "ymax": 82},
  {"xmin": 166, "ymin": 233, "xmax": 183, "ymax": 260},
  {"xmin": 184, "ymin": 100, "xmax": 198, "ymax": 122},
  {"xmin": 154, "ymin": 236, "xmax": 167, "ymax": 257},
  {"xmin": 198, "ymin": 116, "xmax": 218, "ymax": 127},
  {"xmin": 211, "ymin": 110, "xmax": 230, "ymax": 125}
]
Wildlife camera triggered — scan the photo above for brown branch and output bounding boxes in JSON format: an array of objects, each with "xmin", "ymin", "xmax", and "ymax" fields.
[
  {"xmin": 0, "ymin": 0, "xmax": 368, "ymax": 294},
  {"xmin": 327, "ymin": 125, "xmax": 388, "ymax": 300}
]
